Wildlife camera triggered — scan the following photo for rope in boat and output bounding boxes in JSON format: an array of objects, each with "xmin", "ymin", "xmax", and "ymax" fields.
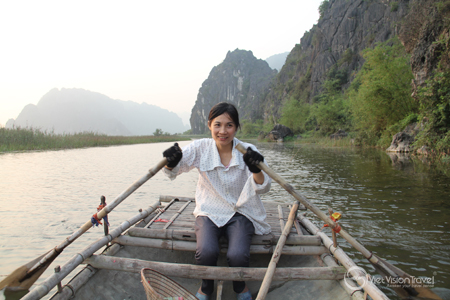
[{"xmin": 91, "ymin": 196, "xmax": 110, "ymax": 227}]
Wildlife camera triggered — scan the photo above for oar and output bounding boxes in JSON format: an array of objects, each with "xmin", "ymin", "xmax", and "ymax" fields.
[
  {"xmin": 235, "ymin": 143, "xmax": 442, "ymax": 300},
  {"xmin": 0, "ymin": 157, "xmax": 168, "ymax": 292},
  {"xmin": 256, "ymin": 201, "xmax": 299, "ymax": 300}
]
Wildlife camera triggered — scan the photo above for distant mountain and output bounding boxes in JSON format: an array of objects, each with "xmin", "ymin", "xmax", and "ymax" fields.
[
  {"xmin": 6, "ymin": 88, "xmax": 187, "ymax": 135},
  {"xmin": 265, "ymin": 52, "xmax": 289, "ymax": 71},
  {"xmin": 190, "ymin": 49, "xmax": 277, "ymax": 134}
]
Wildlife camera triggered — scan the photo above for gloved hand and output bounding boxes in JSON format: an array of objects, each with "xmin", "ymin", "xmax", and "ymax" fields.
[
  {"xmin": 163, "ymin": 143, "xmax": 182, "ymax": 168},
  {"xmin": 243, "ymin": 147, "xmax": 263, "ymax": 173}
]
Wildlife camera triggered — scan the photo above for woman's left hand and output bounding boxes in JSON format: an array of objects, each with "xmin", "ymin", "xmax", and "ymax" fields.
[{"xmin": 243, "ymin": 147, "xmax": 263, "ymax": 173}]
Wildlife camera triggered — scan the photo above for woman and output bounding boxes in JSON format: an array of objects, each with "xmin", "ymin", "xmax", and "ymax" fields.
[{"xmin": 162, "ymin": 102, "xmax": 271, "ymax": 300}]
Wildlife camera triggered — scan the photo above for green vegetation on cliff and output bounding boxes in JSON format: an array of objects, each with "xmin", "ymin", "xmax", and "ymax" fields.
[
  {"xmin": 249, "ymin": 0, "xmax": 447, "ymax": 159},
  {"xmin": 277, "ymin": 33, "xmax": 449, "ymax": 155},
  {"xmin": 415, "ymin": 47, "xmax": 450, "ymax": 154},
  {"xmin": 347, "ymin": 39, "xmax": 416, "ymax": 147}
]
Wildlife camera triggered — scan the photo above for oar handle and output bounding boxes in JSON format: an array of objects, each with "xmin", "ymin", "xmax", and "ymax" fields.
[{"xmin": 235, "ymin": 143, "xmax": 373, "ymax": 259}]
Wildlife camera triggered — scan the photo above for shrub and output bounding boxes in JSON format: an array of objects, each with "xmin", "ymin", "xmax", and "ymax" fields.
[
  {"xmin": 415, "ymin": 69, "xmax": 450, "ymax": 153},
  {"xmin": 319, "ymin": 0, "xmax": 330, "ymax": 19},
  {"xmin": 347, "ymin": 38, "xmax": 417, "ymax": 145},
  {"xmin": 280, "ymin": 97, "xmax": 311, "ymax": 133},
  {"xmin": 390, "ymin": 1, "xmax": 399, "ymax": 12}
]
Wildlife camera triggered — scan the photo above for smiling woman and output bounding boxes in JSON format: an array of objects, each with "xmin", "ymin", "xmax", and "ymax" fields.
[
  {"xmin": 207, "ymin": 103, "xmax": 240, "ymax": 157},
  {"xmin": 161, "ymin": 102, "xmax": 271, "ymax": 299}
]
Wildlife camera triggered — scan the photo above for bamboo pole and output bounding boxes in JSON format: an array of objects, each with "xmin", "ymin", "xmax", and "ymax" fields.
[
  {"xmin": 49, "ymin": 244, "xmax": 122, "ymax": 300},
  {"xmin": 321, "ymin": 253, "xmax": 366, "ymax": 300},
  {"xmin": 100, "ymin": 196, "xmax": 109, "ymax": 236},
  {"xmin": 145, "ymin": 198, "xmax": 178, "ymax": 228},
  {"xmin": 112, "ymin": 235, "xmax": 327, "ymax": 255},
  {"xmin": 328, "ymin": 207, "xmax": 338, "ymax": 248},
  {"xmin": 163, "ymin": 200, "xmax": 193, "ymax": 229},
  {"xmin": 26, "ymin": 158, "xmax": 167, "ymax": 280},
  {"xmin": 160, "ymin": 195, "xmax": 195, "ymax": 202},
  {"xmin": 256, "ymin": 201, "xmax": 299, "ymax": 300},
  {"xmin": 291, "ymin": 205, "xmax": 304, "ymax": 236},
  {"xmin": 21, "ymin": 202, "xmax": 160, "ymax": 300},
  {"xmin": 127, "ymin": 228, "xmax": 321, "ymax": 246},
  {"xmin": 83, "ymin": 255, "xmax": 346, "ymax": 281},
  {"xmin": 159, "ymin": 195, "xmax": 307, "ymax": 210},
  {"xmin": 0, "ymin": 159, "xmax": 168, "ymax": 292},
  {"xmin": 216, "ymin": 280, "xmax": 224, "ymax": 300},
  {"xmin": 277, "ymin": 205, "xmax": 285, "ymax": 230},
  {"xmin": 235, "ymin": 144, "xmax": 400, "ymax": 298},
  {"xmin": 299, "ymin": 214, "xmax": 389, "ymax": 300}
]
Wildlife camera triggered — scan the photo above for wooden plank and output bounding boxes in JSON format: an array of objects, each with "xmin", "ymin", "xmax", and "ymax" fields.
[
  {"xmin": 127, "ymin": 228, "xmax": 321, "ymax": 246},
  {"xmin": 151, "ymin": 197, "xmax": 303, "ymax": 239},
  {"xmin": 113, "ymin": 236, "xmax": 328, "ymax": 255},
  {"xmin": 83, "ymin": 255, "xmax": 346, "ymax": 281}
]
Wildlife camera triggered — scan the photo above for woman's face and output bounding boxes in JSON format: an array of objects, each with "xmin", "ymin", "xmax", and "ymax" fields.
[{"xmin": 208, "ymin": 113, "xmax": 237, "ymax": 149}]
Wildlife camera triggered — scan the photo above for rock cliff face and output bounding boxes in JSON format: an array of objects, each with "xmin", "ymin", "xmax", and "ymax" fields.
[
  {"xmin": 262, "ymin": 0, "xmax": 411, "ymax": 121},
  {"xmin": 190, "ymin": 0, "xmax": 446, "ymax": 133},
  {"xmin": 399, "ymin": 0, "xmax": 450, "ymax": 93},
  {"xmin": 190, "ymin": 49, "xmax": 276, "ymax": 134}
]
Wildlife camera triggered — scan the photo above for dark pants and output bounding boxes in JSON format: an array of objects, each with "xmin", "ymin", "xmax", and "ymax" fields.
[{"xmin": 195, "ymin": 213, "xmax": 255, "ymax": 295}]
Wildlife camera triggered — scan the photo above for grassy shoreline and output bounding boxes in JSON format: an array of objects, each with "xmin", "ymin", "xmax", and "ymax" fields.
[{"xmin": 0, "ymin": 127, "xmax": 190, "ymax": 152}]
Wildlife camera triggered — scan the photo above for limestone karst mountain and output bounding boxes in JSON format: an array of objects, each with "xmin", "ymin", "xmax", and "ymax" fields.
[
  {"xmin": 190, "ymin": 49, "xmax": 276, "ymax": 134},
  {"xmin": 7, "ymin": 88, "xmax": 187, "ymax": 135}
]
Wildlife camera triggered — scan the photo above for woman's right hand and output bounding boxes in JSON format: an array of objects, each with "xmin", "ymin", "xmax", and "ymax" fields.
[{"xmin": 163, "ymin": 143, "xmax": 183, "ymax": 168}]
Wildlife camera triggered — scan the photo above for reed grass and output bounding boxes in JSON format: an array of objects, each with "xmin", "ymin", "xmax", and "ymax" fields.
[{"xmin": 0, "ymin": 127, "xmax": 189, "ymax": 152}]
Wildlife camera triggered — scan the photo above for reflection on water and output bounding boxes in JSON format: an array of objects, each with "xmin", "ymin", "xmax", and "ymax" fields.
[{"xmin": 0, "ymin": 141, "xmax": 449, "ymax": 299}]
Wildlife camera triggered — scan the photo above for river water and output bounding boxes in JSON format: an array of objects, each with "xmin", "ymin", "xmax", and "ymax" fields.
[{"xmin": 0, "ymin": 140, "xmax": 449, "ymax": 299}]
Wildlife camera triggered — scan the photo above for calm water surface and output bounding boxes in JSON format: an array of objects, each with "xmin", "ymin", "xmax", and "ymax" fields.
[{"xmin": 0, "ymin": 141, "xmax": 449, "ymax": 299}]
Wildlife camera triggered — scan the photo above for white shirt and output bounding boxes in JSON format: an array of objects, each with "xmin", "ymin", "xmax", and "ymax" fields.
[{"xmin": 163, "ymin": 138, "xmax": 271, "ymax": 235}]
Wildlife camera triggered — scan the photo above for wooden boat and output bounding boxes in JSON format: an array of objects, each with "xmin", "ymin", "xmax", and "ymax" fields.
[
  {"xmin": 6, "ymin": 147, "xmax": 442, "ymax": 300},
  {"xmin": 26, "ymin": 194, "xmax": 368, "ymax": 300}
]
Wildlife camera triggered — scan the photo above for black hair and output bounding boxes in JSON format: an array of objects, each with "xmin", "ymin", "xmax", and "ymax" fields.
[{"xmin": 208, "ymin": 102, "xmax": 241, "ymax": 130}]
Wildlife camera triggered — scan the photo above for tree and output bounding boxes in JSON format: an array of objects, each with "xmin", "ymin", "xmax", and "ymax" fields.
[
  {"xmin": 280, "ymin": 97, "xmax": 311, "ymax": 133},
  {"xmin": 347, "ymin": 39, "xmax": 417, "ymax": 144},
  {"xmin": 153, "ymin": 128, "xmax": 163, "ymax": 136}
]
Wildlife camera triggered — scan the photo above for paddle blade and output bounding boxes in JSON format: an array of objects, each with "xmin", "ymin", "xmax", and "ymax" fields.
[
  {"xmin": 0, "ymin": 251, "xmax": 54, "ymax": 292},
  {"xmin": 371, "ymin": 254, "xmax": 442, "ymax": 300}
]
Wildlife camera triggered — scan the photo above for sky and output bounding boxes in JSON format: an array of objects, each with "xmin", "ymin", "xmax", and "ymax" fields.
[{"xmin": 0, "ymin": 0, "xmax": 322, "ymax": 127}]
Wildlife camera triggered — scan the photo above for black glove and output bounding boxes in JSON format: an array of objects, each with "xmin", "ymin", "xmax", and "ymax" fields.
[
  {"xmin": 243, "ymin": 147, "xmax": 263, "ymax": 173},
  {"xmin": 163, "ymin": 143, "xmax": 182, "ymax": 168}
]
